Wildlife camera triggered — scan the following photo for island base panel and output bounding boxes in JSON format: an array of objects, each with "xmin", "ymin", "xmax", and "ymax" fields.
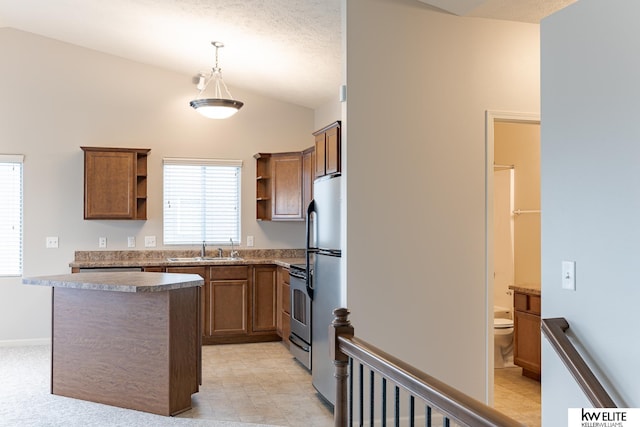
[{"xmin": 51, "ymin": 286, "xmax": 200, "ymax": 416}]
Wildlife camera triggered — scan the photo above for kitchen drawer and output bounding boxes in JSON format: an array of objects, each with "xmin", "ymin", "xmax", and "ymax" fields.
[
  {"xmin": 514, "ymin": 292, "xmax": 541, "ymax": 315},
  {"xmin": 209, "ymin": 266, "xmax": 249, "ymax": 280}
]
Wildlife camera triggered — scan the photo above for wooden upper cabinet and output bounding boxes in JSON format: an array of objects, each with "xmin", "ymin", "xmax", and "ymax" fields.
[
  {"xmin": 82, "ymin": 147, "xmax": 150, "ymax": 220},
  {"xmin": 254, "ymin": 152, "xmax": 305, "ymax": 221},
  {"xmin": 272, "ymin": 153, "xmax": 303, "ymax": 220},
  {"xmin": 302, "ymin": 146, "xmax": 314, "ymax": 216},
  {"xmin": 313, "ymin": 121, "xmax": 341, "ymax": 179}
]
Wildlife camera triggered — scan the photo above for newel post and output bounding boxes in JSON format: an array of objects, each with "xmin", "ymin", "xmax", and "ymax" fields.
[{"xmin": 330, "ymin": 307, "xmax": 354, "ymax": 427}]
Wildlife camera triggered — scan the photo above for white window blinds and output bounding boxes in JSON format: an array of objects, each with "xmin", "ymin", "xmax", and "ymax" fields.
[
  {"xmin": 163, "ymin": 158, "xmax": 242, "ymax": 245},
  {"xmin": 0, "ymin": 155, "xmax": 24, "ymax": 276}
]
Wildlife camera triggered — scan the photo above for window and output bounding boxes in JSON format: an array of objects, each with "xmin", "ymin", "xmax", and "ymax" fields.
[
  {"xmin": 0, "ymin": 155, "xmax": 24, "ymax": 276},
  {"xmin": 163, "ymin": 158, "xmax": 242, "ymax": 245}
]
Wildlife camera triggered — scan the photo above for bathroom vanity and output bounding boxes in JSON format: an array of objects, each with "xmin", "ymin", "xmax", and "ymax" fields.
[
  {"xmin": 23, "ymin": 271, "xmax": 204, "ymax": 416},
  {"xmin": 510, "ymin": 285, "xmax": 541, "ymax": 381}
]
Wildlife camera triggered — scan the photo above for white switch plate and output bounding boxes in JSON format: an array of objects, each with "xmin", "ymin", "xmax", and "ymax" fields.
[
  {"xmin": 246, "ymin": 235, "xmax": 254, "ymax": 247},
  {"xmin": 562, "ymin": 261, "xmax": 576, "ymax": 290},
  {"xmin": 46, "ymin": 236, "xmax": 59, "ymax": 248},
  {"xmin": 99, "ymin": 237, "xmax": 107, "ymax": 248},
  {"xmin": 127, "ymin": 236, "xmax": 136, "ymax": 248},
  {"xmin": 144, "ymin": 236, "xmax": 156, "ymax": 247}
]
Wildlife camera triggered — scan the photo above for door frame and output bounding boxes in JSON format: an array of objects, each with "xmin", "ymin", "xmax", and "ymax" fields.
[{"xmin": 485, "ymin": 110, "xmax": 540, "ymax": 404}]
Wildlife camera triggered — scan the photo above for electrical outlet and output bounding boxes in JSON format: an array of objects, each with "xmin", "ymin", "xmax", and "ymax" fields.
[
  {"xmin": 246, "ymin": 235, "xmax": 254, "ymax": 247},
  {"xmin": 46, "ymin": 236, "xmax": 59, "ymax": 249},
  {"xmin": 99, "ymin": 237, "xmax": 107, "ymax": 248},
  {"xmin": 127, "ymin": 236, "xmax": 136, "ymax": 248},
  {"xmin": 144, "ymin": 236, "xmax": 156, "ymax": 247}
]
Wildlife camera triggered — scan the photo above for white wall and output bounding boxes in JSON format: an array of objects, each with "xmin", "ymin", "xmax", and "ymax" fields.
[
  {"xmin": 314, "ymin": 98, "xmax": 342, "ymax": 131},
  {"xmin": 541, "ymin": 0, "xmax": 640, "ymax": 423},
  {"xmin": 0, "ymin": 28, "xmax": 315, "ymax": 343},
  {"xmin": 345, "ymin": 0, "xmax": 539, "ymax": 401}
]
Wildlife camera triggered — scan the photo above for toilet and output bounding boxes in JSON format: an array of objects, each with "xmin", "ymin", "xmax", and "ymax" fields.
[{"xmin": 493, "ymin": 306, "xmax": 514, "ymax": 368}]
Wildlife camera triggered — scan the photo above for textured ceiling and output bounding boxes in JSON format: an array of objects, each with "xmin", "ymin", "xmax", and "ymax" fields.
[
  {"xmin": 0, "ymin": 0, "xmax": 575, "ymax": 109},
  {"xmin": 0, "ymin": 0, "xmax": 342, "ymax": 109}
]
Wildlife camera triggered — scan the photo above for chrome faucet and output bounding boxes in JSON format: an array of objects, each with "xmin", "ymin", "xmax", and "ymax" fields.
[
  {"xmin": 201, "ymin": 241, "xmax": 206, "ymax": 258},
  {"xmin": 230, "ymin": 238, "xmax": 239, "ymax": 259}
]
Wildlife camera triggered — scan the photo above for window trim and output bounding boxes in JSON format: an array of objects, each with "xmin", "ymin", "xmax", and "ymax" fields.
[{"xmin": 0, "ymin": 154, "xmax": 24, "ymax": 277}]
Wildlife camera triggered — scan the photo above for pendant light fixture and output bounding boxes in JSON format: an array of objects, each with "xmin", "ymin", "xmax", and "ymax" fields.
[{"xmin": 189, "ymin": 41, "xmax": 244, "ymax": 119}]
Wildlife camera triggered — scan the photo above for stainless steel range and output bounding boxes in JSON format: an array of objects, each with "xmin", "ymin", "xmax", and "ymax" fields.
[{"xmin": 289, "ymin": 263, "xmax": 311, "ymax": 370}]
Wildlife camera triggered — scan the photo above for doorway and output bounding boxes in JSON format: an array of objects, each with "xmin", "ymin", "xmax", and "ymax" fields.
[{"xmin": 485, "ymin": 111, "xmax": 540, "ymax": 409}]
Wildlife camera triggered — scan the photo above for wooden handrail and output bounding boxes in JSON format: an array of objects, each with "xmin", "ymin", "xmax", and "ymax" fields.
[
  {"xmin": 330, "ymin": 308, "xmax": 525, "ymax": 427},
  {"xmin": 541, "ymin": 318, "xmax": 617, "ymax": 408}
]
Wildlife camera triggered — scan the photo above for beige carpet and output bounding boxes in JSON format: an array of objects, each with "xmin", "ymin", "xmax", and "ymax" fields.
[{"xmin": 0, "ymin": 344, "xmax": 283, "ymax": 427}]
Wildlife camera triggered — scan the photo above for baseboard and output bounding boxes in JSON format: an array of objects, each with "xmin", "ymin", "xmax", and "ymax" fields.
[{"xmin": 0, "ymin": 338, "xmax": 51, "ymax": 347}]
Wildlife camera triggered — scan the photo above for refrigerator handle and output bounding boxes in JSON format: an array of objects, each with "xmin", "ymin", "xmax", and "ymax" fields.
[
  {"xmin": 306, "ymin": 200, "xmax": 315, "ymax": 250},
  {"xmin": 305, "ymin": 200, "xmax": 315, "ymax": 300}
]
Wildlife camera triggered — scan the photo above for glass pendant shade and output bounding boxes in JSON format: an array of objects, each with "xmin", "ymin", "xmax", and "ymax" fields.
[
  {"xmin": 190, "ymin": 99, "xmax": 244, "ymax": 119},
  {"xmin": 190, "ymin": 42, "xmax": 243, "ymax": 119}
]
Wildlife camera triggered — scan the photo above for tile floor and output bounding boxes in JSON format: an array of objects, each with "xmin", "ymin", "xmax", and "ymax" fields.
[
  {"xmin": 178, "ymin": 342, "xmax": 334, "ymax": 426},
  {"xmin": 494, "ymin": 367, "xmax": 541, "ymax": 427},
  {"xmin": 179, "ymin": 341, "xmax": 540, "ymax": 427}
]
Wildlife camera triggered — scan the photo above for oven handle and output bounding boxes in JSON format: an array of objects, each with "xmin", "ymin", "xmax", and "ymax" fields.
[{"xmin": 289, "ymin": 334, "xmax": 310, "ymax": 353}]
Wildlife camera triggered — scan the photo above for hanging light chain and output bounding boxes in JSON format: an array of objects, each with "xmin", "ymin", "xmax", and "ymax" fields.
[{"xmin": 212, "ymin": 41, "xmax": 223, "ymax": 73}]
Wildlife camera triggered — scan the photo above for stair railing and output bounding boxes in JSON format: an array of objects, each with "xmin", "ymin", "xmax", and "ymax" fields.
[
  {"xmin": 541, "ymin": 317, "xmax": 617, "ymax": 408},
  {"xmin": 330, "ymin": 308, "xmax": 525, "ymax": 427}
]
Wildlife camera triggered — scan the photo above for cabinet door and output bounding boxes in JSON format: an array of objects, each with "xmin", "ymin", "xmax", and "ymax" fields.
[
  {"xmin": 252, "ymin": 266, "xmax": 277, "ymax": 333},
  {"xmin": 276, "ymin": 266, "xmax": 291, "ymax": 345},
  {"xmin": 302, "ymin": 148, "xmax": 314, "ymax": 216},
  {"xmin": 209, "ymin": 266, "xmax": 249, "ymax": 337},
  {"xmin": 211, "ymin": 280, "xmax": 248, "ymax": 335},
  {"xmin": 281, "ymin": 280, "xmax": 291, "ymax": 346},
  {"xmin": 84, "ymin": 150, "xmax": 136, "ymax": 219},
  {"xmin": 314, "ymin": 132, "xmax": 326, "ymax": 179},
  {"xmin": 83, "ymin": 147, "xmax": 149, "ymax": 220},
  {"xmin": 514, "ymin": 310, "xmax": 541, "ymax": 379},
  {"xmin": 271, "ymin": 153, "xmax": 303, "ymax": 220},
  {"xmin": 325, "ymin": 125, "xmax": 340, "ymax": 176}
]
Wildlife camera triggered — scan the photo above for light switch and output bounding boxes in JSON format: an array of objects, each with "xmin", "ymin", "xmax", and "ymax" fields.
[
  {"xmin": 562, "ymin": 261, "xmax": 576, "ymax": 290},
  {"xmin": 144, "ymin": 236, "xmax": 156, "ymax": 247}
]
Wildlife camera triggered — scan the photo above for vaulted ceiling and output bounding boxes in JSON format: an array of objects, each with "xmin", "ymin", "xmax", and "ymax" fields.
[{"xmin": 0, "ymin": 0, "xmax": 575, "ymax": 109}]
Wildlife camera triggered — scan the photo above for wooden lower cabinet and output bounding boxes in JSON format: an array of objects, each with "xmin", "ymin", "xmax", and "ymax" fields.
[
  {"xmin": 513, "ymin": 290, "xmax": 541, "ymax": 380},
  {"xmin": 252, "ymin": 266, "xmax": 277, "ymax": 333},
  {"xmin": 276, "ymin": 266, "xmax": 291, "ymax": 347},
  {"xmin": 204, "ymin": 265, "xmax": 279, "ymax": 345},
  {"xmin": 89, "ymin": 264, "xmax": 280, "ymax": 346}
]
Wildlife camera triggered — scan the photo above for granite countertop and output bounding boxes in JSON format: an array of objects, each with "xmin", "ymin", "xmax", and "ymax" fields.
[
  {"xmin": 23, "ymin": 271, "xmax": 204, "ymax": 293},
  {"xmin": 69, "ymin": 249, "xmax": 306, "ymax": 270},
  {"xmin": 509, "ymin": 284, "xmax": 541, "ymax": 296}
]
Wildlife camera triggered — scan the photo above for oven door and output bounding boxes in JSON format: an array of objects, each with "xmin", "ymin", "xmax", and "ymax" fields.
[{"xmin": 289, "ymin": 271, "xmax": 311, "ymax": 370}]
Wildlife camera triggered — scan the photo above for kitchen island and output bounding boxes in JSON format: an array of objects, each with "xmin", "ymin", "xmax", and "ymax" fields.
[{"xmin": 23, "ymin": 271, "xmax": 204, "ymax": 416}]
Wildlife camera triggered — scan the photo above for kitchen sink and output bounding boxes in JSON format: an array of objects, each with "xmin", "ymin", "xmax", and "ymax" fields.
[{"xmin": 166, "ymin": 257, "xmax": 243, "ymax": 262}]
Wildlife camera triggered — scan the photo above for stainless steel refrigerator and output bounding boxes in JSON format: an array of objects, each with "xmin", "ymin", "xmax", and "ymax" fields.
[{"xmin": 306, "ymin": 174, "xmax": 344, "ymax": 406}]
